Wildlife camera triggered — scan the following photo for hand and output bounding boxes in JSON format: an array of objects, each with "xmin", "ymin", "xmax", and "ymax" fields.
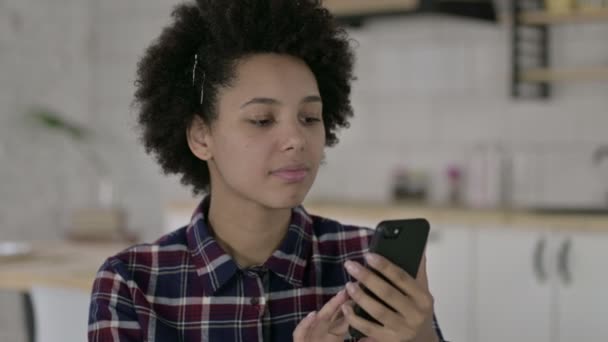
[
  {"xmin": 293, "ymin": 289, "xmax": 350, "ymax": 342},
  {"xmin": 342, "ymin": 253, "xmax": 438, "ymax": 342}
]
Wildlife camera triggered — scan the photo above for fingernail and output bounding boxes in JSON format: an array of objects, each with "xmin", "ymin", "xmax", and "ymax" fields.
[
  {"xmin": 346, "ymin": 281, "xmax": 357, "ymax": 294},
  {"xmin": 307, "ymin": 311, "xmax": 316, "ymax": 319},
  {"xmin": 337, "ymin": 289, "xmax": 345, "ymax": 297},
  {"xmin": 344, "ymin": 260, "xmax": 360, "ymax": 275},
  {"xmin": 365, "ymin": 253, "xmax": 380, "ymax": 266}
]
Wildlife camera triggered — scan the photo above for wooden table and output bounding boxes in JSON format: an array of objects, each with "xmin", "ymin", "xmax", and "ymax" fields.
[{"xmin": 0, "ymin": 241, "xmax": 130, "ymax": 292}]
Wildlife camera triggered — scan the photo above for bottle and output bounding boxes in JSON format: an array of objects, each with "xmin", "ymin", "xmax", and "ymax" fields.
[
  {"xmin": 391, "ymin": 166, "xmax": 410, "ymax": 201},
  {"xmin": 465, "ymin": 143, "xmax": 512, "ymax": 209},
  {"xmin": 446, "ymin": 164, "xmax": 463, "ymax": 206}
]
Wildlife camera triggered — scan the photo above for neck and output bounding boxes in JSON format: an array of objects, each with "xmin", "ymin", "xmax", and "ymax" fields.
[{"xmin": 206, "ymin": 191, "xmax": 292, "ymax": 268}]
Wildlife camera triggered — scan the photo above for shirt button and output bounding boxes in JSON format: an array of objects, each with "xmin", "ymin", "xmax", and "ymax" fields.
[{"xmin": 250, "ymin": 297, "xmax": 259, "ymax": 305}]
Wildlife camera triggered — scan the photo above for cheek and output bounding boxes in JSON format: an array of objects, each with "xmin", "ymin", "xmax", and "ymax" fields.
[
  {"xmin": 311, "ymin": 129, "xmax": 326, "ymax": 154},
  {"xmin": 217, "ymin": 134, "xmax": 271, "ymax": 171}
]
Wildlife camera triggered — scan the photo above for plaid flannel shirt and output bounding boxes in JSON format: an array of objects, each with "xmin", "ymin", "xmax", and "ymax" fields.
[{"xmin": 88, "ymin": 197, "xmax": 446, "ymax": 341}]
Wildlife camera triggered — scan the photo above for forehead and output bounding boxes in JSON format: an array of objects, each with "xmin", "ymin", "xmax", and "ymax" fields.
[{"xmin": 226, "ymin": 53, "xmax": 320, "ymax": 100}]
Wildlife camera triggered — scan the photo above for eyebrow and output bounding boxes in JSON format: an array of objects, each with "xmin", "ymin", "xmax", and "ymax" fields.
[{"xmin": 240, "ymin": 95, "xmax": 322, "ymax": 109}]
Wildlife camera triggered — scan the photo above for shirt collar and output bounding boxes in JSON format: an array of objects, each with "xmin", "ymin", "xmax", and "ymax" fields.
[{"xmin": 186, "ymin": 196, "xmax": 313, "ymax": 295}]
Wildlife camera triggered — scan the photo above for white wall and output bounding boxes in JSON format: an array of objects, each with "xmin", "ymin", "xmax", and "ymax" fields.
[
  {"xmin": 1, "ymin": 1, "xmax": 608, "ymax": 242},
  {"xmin": 309, "ymin": 17, "xmax": 608, "ymax": 209},
  {"xmin": 0, "ymin": 0, "xmax": 192, "ymax": 242}
]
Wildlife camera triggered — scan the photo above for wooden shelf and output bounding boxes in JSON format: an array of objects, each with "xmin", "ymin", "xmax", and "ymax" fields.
[
  {"xmin": 323, "ymin": 0, "xmax": 418, "ymax": 17},
  {"xmin": 521, "ymin": 66, "xmax": 608, "ymax": 82},
  {"xmin": 520, "ymin": 8, "xmax": 608, "ymax": 25}
]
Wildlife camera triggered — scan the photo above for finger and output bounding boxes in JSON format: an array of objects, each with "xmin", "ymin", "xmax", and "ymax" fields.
[
  {"xmin": 292, "ymin": 311, "xmax": 316, "ymax": 341},
  {"xmin": 364, "ymin": 253, "xmax": 434, "ymax": 312},
  {"xmin": 344, "ymin": 260, "xmax": 415, "ymax": 315},
  {"xmin": 341, "ymin": 302, "xmax": 392, "ymax": 341},
  {"xmin": 317, "ymin": 289, "xmax": 348, "ymax": 320},
  {"xmin": 328, "ymin": 299, "xmax": 345, "ymax": 324},
  {"xmin": 328, "ymin": 315, "xmax": 349, "ymax": 336},
  {"xmin": 345, "ymin": 281, "xmax": 417, "ymax": 334},
  {"xmin": 416, "ymin": 251, "xmax": 430, "ymax": 291},
  {"xmin": 329, "ymin": 300, "xmax": 355, "ymax": 336}
]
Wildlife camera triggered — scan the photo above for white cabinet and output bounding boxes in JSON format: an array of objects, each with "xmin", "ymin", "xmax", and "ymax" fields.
[
  {"xmin": 556, "ymin": 231, "xmax": 608, "ymax": 342},
  {"xmin": 475, "ymin": 226, "xmax": 608, "ymax": 342},
  {"xmin": 475, "ymin": 227, "xmax": 554, "ymax": 342},
  {"xmin": 425, "ymin": 225, "xmax": 475, "ymax": 342}
]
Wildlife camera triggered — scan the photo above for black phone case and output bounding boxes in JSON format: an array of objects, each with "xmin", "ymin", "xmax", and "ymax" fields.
[{"xmin": 349, "ymin": 218, "xmax": 430, "ymax": 339}]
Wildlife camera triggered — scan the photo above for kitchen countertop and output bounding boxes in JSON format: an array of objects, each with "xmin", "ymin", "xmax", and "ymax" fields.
[
  {"xmin": 166, "ymin": 199, "xmax": 608, "ymax": 231},
  {"xmin": 0, "ymin": 241, "xmax": 129, "ymax": 292},
  {"xmin": 4, "ymin": 201, "xmax": 605, "ymax": 293},
  {"xmin": 302, "ymin": 200, "xmax": 608, "ymax": 232}
]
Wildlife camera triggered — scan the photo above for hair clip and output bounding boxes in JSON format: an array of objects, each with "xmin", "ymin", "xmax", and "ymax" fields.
[
  {"xmin": 193, "ymin": 54, "xmax": 205, "ymax": 105},
  {"xmin": 192, "ymin": 54, "xmax": 199, "ymax": 85}
]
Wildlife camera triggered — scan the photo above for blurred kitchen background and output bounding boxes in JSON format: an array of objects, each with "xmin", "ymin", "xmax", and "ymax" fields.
[{"xmin": 1, "ymin": 0, "xmax": 608, "ymax": 341}]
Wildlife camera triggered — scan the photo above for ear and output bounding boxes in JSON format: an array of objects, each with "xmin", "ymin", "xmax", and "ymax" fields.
[{"xmin": 187, "ymin": 115, "xmax": 213, "ymax": 161}]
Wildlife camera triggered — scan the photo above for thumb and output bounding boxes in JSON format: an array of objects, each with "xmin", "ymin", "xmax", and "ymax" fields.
[
  {"xmin": 293, "ymin": 311, "xmax": 316, "ymax": 341},
  {"xmin": 416, "ymin": 251, "xmax": 430, "ymax": 291}
]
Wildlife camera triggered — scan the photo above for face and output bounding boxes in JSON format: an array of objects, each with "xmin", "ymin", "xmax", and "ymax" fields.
[{"xmin": 188, "ymin": 53, "xmax": 326, "ymax": 209}]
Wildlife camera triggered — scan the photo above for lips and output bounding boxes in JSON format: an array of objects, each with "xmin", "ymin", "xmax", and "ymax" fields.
[{"xmin": 271, "ymin": 165, "xmax": 310, "ymax": 182}]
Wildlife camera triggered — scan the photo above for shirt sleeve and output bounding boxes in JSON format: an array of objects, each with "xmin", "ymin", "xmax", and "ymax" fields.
[{"xmin": 88, "ymin": 259, "xmax": 143, "ymax": 341}]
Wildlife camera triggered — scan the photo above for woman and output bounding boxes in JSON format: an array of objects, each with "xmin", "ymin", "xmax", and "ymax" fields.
[{"xmin": 88, "ymin": 1, "xmax": 446, "ymax": 341}]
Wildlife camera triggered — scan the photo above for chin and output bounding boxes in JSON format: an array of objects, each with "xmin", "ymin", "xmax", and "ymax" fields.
[{"xmin": 263, "ymin": 188, "xmax": 309, "ymax": 209}]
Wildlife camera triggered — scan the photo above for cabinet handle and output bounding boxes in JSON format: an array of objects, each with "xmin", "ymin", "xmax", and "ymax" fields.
[
  {"xmin": 533, "ymin": 237, "xmax": 547, "ymax": 283},
  {"xmin": 557, "ymin": 238, "xmax": 572, "ymax": 285}
]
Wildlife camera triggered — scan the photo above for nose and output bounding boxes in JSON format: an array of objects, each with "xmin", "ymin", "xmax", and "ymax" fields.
[{"xmin": 280, "ymin": 119, "xmax": 306, "ymax": 152}]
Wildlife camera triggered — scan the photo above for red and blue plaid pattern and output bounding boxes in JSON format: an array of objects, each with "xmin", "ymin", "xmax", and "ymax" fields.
[{"xmin": 88, "ymin": 197, "xmax": 445, "ymax": 341}]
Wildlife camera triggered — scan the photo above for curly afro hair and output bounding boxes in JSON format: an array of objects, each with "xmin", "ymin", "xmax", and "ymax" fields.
[{"xmin": 134, "ymin": 0, "xmax": 356, "ymax": 194}]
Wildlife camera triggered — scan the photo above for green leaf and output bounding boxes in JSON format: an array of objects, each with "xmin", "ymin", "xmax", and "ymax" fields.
[{"xmin": 27, "ymin": 107, "xmax": 89, "ymax": 141}]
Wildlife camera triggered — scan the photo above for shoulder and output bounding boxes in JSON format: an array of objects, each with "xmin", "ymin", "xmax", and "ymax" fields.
[{"xmin": 95, "ymin": 225, "xmax": 192, "ymax": 283}]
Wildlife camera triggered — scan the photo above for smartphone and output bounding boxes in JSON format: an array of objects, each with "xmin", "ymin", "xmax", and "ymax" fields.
[{"xmin": 349, "ymin": 218, "xmax": 430, "ymax": 339}]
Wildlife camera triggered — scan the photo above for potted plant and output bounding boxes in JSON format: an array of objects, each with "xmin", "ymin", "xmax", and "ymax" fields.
[{"xmin": 27, "ymin": 107, "xmax": 133, "ymax": 242}]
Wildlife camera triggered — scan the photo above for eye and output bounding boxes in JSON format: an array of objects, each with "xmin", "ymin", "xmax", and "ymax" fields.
[
  {"xmin": 301, "ymin": 114, "xmax": 322, "ymax": 125},
  {"xmin": 249, "ymin": 118, "xmax": 275, "ymax": 127}
]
